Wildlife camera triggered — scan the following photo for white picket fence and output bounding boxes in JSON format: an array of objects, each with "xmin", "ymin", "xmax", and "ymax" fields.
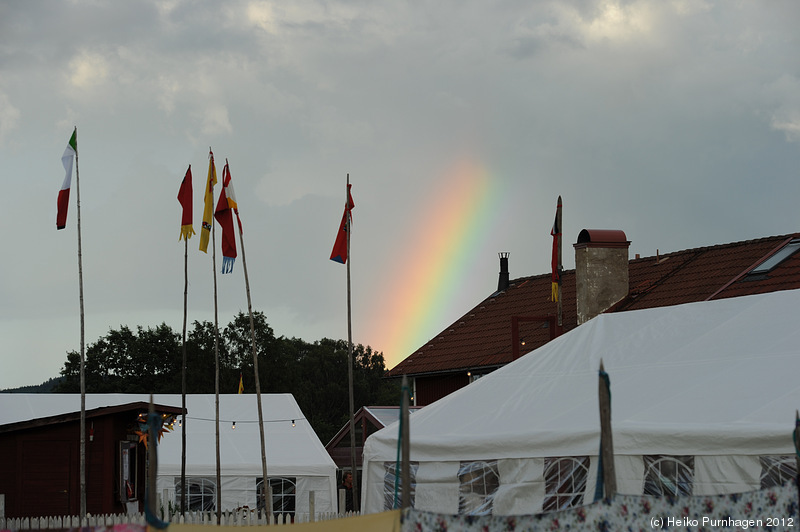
[
  {"xmin": 0, "ymin": 494, "xmax": 360, "ymax": 530},
  {"xmin": 1, "ymin": 510, "xmax": 360, "ymax": 530}
]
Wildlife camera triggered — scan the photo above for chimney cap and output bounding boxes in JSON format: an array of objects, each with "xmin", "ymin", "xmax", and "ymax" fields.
[{"xmin": 577, "ymin": 229, "xmax": 628, "ymax": 245}]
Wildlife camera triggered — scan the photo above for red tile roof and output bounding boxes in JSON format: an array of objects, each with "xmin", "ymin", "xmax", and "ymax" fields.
[{"xmin": 386, "ymin": 233, "xmax": 800, "ymax": 378}]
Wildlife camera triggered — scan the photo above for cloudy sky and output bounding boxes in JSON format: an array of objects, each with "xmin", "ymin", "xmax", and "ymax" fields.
[{"xmin": 2, "ymin": 0, "xmax": 799, "ymax": 389}]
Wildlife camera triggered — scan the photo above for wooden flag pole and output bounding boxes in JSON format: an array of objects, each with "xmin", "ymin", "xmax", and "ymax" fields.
[
  {"xmin": 598, "ymin": 359, "xmax": 616, "ymax": 498},
  {"xmin": 211, "ymin": 201, "xmax": 222, "ymax": 524},
  {"xmin": 235, "ymin": 203, "xmax": 270, "ymax": 519},
  {"xmin": 180, "ymin": 231, "xmax": 188, "ymax": 515},
  {"xmin": 795, "ymin": 410, "xmax": 800, "ymax": 510},
  {"xmin": 345, "ymin": 174, "xmax": 359, "ymax": 512},
  {"xmin": 401, "ymin": 375, "xmax": 410, "ymax": 509},
  {"xmin": 556, "ymin": 196, "xmax": 563, "ymax": 331},
  {"xmin": 74, "ymin": 126, "xmax": 87, "ymax": 521}
]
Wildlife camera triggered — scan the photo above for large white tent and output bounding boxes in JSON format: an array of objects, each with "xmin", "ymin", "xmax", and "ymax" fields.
[
  {"xmin": 0, "ymin": 393, "xmax": 337, "ymax": 514},
  {"xmin": 362, "ymin": 289, "xmax": 800, "ymax": 515}
]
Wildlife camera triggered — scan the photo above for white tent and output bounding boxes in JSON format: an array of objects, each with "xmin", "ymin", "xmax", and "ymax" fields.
[
  {"xmin": 0, "ymin": 393, "xmax": 337, "ymax": 514},
  {"xmin": 362, "ymin": 289, "xmax": 800, "ymax": 515}
]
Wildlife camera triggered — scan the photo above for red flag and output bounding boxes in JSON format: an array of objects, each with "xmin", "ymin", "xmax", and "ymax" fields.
[
  {"xmin": 550, "ymin": 197, "xmax": 562, "ymax": 302},
  {"xmin": 330, "ymin": 184, "xmax": 354, "ymax": 264},
  {"xmin": 177, "ymin": 165, "xmax": 195, "ymax": 241},
  {"xmin": 214, "ymin": 160, "xmax": 239, "ymax": 273}
]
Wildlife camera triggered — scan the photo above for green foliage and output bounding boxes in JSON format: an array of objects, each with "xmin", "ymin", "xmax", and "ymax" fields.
[{"xmin": 53, "ymin": 312, "xmax": 397, "ymax": 443}]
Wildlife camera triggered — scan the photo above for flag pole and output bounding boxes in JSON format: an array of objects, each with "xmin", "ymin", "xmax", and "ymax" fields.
[
  {"xmin": 73, "ymin": 126, "xmax": 87, "ymax": 520},
  {"xmin": 556, "ymin": 195, "xmax": 563, "ymax": 332},
  {"xmin": 202, "ymin": 150, "xmax": 222, "ymax": 525},
  {"xmin": 345, "ymin": 173, "xmax": 359, "ymax": 512},
  {"xmin": 212, "ymin": 204, "xmax": 222, "ymax": 524},
  {"xmin": 231, "ymin": 164, "xmax": 270, "ymax": 519},
  {"xmin": 180, "ymin": 221, "xmax": 188, "ymax": 515}
]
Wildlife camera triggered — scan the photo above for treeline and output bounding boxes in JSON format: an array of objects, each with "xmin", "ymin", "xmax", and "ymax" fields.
[{"xmin": 54, "ymin": 311, "xmax": 399, "ymax": 443}]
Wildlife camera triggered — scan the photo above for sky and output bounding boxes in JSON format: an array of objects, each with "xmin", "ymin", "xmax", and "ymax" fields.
[{"xmin": 2, "ymin": 0, "xmax": 800, "ymax": 389}]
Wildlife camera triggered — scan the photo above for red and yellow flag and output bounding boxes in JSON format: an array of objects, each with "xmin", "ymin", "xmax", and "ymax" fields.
[
  {"xmin": 199, "ymin": 149, "xmax": 217, "ymax": 253},
  {"xmin": 177, "ymin": 165, "xmax": 195, "ymax": 241}
]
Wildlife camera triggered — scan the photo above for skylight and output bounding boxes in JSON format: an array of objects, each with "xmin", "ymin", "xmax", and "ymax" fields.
[{"xmin": 750, "ymin": 239, "xmax": 800, "ymax": 275}]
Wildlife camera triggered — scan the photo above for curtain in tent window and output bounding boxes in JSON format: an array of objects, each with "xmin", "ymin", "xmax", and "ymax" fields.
[
  {"xmin": 458, "ymin": 460, "xmax": 500, "ymax": 516},
  {"xmin": 174, "ymin": 477, "xmax": 217, "ymax": 512},
  {"xmin": 257, "ymin": 477, "xmax": 297, "ymax": 518},
  {"xmin": 643, "ymin": 456, "xmax": 694, "ymax": 497},
  {"xmin": 760, "ymin": 456, "xmax": 797, "ymax": 489},
  {"xmin": 383, "ymin": 461, "xmax": 418, "ymax": 510},
  {"xmin": 542, "ymin": 456, "xmax": 589, "ymax": 512}
]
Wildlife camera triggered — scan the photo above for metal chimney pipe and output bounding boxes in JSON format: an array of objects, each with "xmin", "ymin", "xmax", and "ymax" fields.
[{"xmin": 498, "ymin": 252, "xmax": 510, "ymax": 291}]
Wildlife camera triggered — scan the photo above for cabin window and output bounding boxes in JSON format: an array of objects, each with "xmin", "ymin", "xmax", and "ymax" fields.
[
  {"xmin": 458, "ymin": 460, "xmax": 499, "ymax": 515},
  {"xmin": 542, "ymin": 456, "xmax": 589, "ymax": 512},
  {"xmin": 382, "ymin": 461, "xmax": 418, "ymax": 510},
  {"xmin": 257, "ymin": 477, "xmax": 297, "ymax": 517},
  {"xmin": 760, "ymin": 456, "xmax": 796, "ymax": 489},
  {"xmin": 643, "ymin": 455, "xmax": 694, "ymax": 496},
  {"xmin": 175, "ymin": 477, "xmax": 217, "ymax": 511}
]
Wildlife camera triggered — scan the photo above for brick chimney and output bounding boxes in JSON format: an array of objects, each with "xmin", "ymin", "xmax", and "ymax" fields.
[
  {"xmin": 497, "ymin": 252, "xmax": 510, "ymax": 292},
  {"xmin": 574, "ymin": 229, "xmax": 630, "ymax": 325}
]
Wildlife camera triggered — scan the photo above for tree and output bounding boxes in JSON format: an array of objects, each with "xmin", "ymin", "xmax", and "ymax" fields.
[{"xmin": 53, "ymin": 312, "xmax": 399, "ymax": 444}]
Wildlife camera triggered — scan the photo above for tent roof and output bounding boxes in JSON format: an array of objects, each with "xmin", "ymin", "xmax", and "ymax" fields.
[
  {"xmin": 365, "ymin": 289, "xmax": 800, "ymax": 463},
  {"xmin": 0, "ymin": 393, "xmax": 336, "ymax": 478}
]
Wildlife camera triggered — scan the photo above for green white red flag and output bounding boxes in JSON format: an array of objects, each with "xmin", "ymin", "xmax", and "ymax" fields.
[{"xmin": 57, "ymin": 128, "xmax": 77, "ymax": 230}]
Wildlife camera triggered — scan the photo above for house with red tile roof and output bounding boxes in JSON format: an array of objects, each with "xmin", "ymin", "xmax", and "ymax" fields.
[{"xmin": 385, "ymin": 230, "xmax": 800, "ymax": 406}]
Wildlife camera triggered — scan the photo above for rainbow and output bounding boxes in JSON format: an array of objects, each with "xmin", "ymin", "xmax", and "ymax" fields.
[{"xmin": 368, "ymin": 158, "xmax": 503, "ymax": 369}]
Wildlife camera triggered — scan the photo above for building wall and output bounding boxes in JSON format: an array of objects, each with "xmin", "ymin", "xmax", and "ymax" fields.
[
  {"xmin": 0, "ymin": 414, "xmax": 144, "ymax": 518},
  {"xmin": 414, "ymin": 374, "xmax": 469, "ymax": 406}
]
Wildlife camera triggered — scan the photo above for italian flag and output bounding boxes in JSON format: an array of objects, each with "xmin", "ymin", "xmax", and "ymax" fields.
[{"xmin": 57, "ymin": 128, "xmax": 77, "ymax": 230}]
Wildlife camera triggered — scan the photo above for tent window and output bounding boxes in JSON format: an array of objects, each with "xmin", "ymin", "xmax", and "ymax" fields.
[
  {"xmin": 760, "ymin": 456, "xmax": 796, "ymax": 489},
  {"xmin": 458, "ymin": 460, "xmax": 499, "ymax": 516},
  {"xmin": 174, "ymin": 477, "xmax": 216, "ymax": 512},
  {"xmin": 382, "ymin": 461, "xmax": 418, "ymax": 510},
  {"xmin": 542, "ymin": 456, "xmax": 589, "ymax": 512},
  {"xmin": 257, "ymin": 477, "xmax": 297, "ymax": 518},
  {"xmin": 643, "ymin": 455, "xmax": 694, "ymax": 497}
]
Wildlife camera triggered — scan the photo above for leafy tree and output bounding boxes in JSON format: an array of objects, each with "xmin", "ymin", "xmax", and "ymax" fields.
[{"xmin": 54, "ymin": 312, "xmax": 398, "ymax": 444}]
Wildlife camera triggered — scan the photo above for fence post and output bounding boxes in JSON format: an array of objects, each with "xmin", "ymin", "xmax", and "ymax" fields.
[{"xmin": 309, "ymin": 490, "xmax": 315, "ymax": 522}]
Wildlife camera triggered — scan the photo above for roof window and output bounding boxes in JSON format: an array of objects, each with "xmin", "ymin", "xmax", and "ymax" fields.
[{"xmin": 750, "ymin": 239, "xmax": 800, "ymax": 275}]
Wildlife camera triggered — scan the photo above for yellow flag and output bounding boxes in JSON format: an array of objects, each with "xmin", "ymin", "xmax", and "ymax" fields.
[
  {"xmin": 238, "ymin": 373, "xmax": 244, "ymax": 394},
  {"xmin": 199, "ymin": 149, "xmax": 217, "ymax": 253}
]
